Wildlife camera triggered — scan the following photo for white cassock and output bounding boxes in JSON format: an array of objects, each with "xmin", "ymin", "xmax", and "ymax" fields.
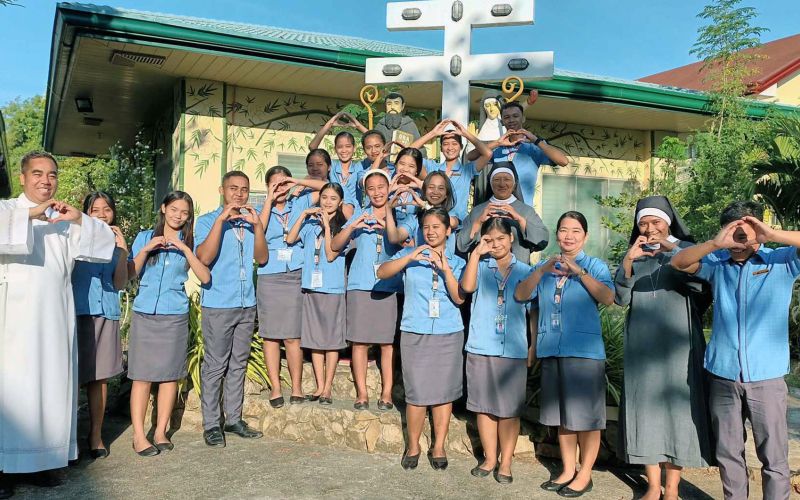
[{"xmin": 0, "ymin": 193, "xmax": 115, "ymax": 473}]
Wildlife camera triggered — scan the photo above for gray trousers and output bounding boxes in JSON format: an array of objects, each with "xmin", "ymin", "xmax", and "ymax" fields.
[
  {"xmin": 200, "ymin": 307, "xmax": 256, "ymax": 430},
  {"xmin": 709, "ymin": 374, "xmax": 790, "ymax": 500}
]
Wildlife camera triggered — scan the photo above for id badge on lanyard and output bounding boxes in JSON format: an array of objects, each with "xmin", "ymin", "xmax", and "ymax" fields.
[
  {"xmin": 551, "ymin": 275, "xmax": 568, "ymax": 332},
  {"xmin": 234, "ymin": 226, "xmax": 246, "ymax": 281},
  {"xmin": 311, "ymin": 232, "xmax": 323, "ymax": 289},
  {"xmin": 429, "ymin": 265, "xmax": 440, "ymax": 318},
  {"xmin": 494, "ymin": 266, "xmax": 513, "ymax": 335},
  {"xmin": 373, "ymin": 234, "xmax": 383, "ymax": 278}
]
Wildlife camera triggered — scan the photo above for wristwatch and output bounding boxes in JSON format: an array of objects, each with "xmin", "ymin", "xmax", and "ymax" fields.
[
  {"xmin": 579, "ymin": 267, "xmax": 588, "ymax": 277},
  {"xmin": 533, "ymin": 137, "xmax": 545, "ymax": 146}
]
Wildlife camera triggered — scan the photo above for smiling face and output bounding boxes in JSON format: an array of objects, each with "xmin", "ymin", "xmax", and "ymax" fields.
[
  {"xmin": 335, "ymin": 136, "xmax": 355, "ymax": 164},
  {"xmin": 220, "ymin": 174, "xmax": 250, "ymax": 206},
  {"xmin": 363, "ymin": 134, "xmax": 385, "ymax": 162},
  {"xmin": 440, "ymin": 135, "xmax": 462, "ymax": 161},
  {"xmin": 20, "ymin": 157, "xmax": 58, "ymax": 203},
  {"xmin": 484, "ymin": 98, "xmax": 501, "ymax": 120},
  {"xmin": 422, "ymin": 213, "xmax": 450, "ymax": 248},
  {"xmin": 637, "ymin": 215, "xmax": 670, "ymax": 243},
  {"xmin": 484, "ymin": 227, "xmax": 513, "ymax": 260},
  {"xmin": 162, "ymin": 199, "xmax": 191, "ymax": 231},
  {"xmin": 490, "ymin": 172, "xmax": 515, "ymax": 200},
  {"xmin": 385, "ymin": 97, "xmax": 404, "ymax": 115},
  {"xmin": 395, "ymin": 153, "xmax": 418, "ymax": 181},
  {"xmin": 557, "ymin": 217, "xmax": 588, "ymax": 254},
  {"xmin": 89, "ymin": 197, "xmax": 115, "ymax": 225},
  {"xmin": 501, "ymin": 106, "xmax": 524, "ymax": 131},
  {"xmin": 424, "ymin": 174, "xmax": 448, "ymax": 206},
  {"xmin": 319, "ymin": 187, "xmax": 342, "ymax": 215},
  {"xmin": 364, "ymin": 174, "xmax": 389, "ymax": 208},
  {"xmin": 306, "ymin": 153, "xmax": 330, "ymax": 180}
]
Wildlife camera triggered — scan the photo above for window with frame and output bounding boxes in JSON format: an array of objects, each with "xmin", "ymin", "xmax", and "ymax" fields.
[{"xmin": 276, "ymin": 153, "xmax": 308, "ymax": 180}]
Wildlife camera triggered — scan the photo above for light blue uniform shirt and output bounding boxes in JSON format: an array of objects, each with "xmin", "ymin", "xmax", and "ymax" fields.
[
  {"xmin": 466, "ymin": 257, "xmax": 531, "ymax": 359},
  {"xmin": 329, "ymin": 159, "xmax": 362, "ymax": 209},
  {"xmin": 129, "ymin": 230, "xmax": 190, "ymax": 315},
  {"xmin": 423, "ymin": 158, "xmax": 477, "ymax": 223},
  {"xmin": 695, "ymin": 246, "xmax": 800, "ymax": 382},
  {"xmin": 491, "ymin": 142, "xmax": 551, "ymax": 207},
  {"xmin": 355, "ymin": 160, "xmax": 395, "ymax": 208},
  {"xmin": 72, "ymin": 248, "xmax": 122, "ymax": 320},
  {"xmin": 257, "ymin": 193, "xmax": 311, "ymax": 275},
  {"xmin": 530, "ymin": 251, "xmax": 614, "ymax": 360},
  {"xmin": 195, "ymin": 208, "xmax": 257, "ymax": 309},
  {"xmin": 392, "ymin": 246, "xmax": 466, "ymax": 334},
  {"xmin": 399, "ymin": 214, "xmax": 457, "ymax": 254},
  {"xmin": 298, "ymin": 219, "xmax": 346, "ymax": 294},
  {"xmin": 344, "ymin": 207, "xmax": 403, "ymax": 293}
]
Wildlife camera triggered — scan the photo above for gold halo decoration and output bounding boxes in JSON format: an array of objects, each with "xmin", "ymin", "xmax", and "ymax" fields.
[
  {"xmin": 501, "ymin": 76, "xmax": 524, "ymax": 103},
  {"xmin": 359, "ymin": 85, "xmax": 379, "ymax": 129}
]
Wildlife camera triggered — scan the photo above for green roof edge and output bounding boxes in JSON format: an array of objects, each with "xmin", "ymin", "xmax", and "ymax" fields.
[{"xmin": 45, "ymin": 3, "xmax": 800, "ymax": 150}]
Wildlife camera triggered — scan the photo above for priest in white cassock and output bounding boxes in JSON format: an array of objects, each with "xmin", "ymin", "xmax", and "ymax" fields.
[{"xmin": 0, "ymin": 152, "xmax": 115, "ymax": 490}]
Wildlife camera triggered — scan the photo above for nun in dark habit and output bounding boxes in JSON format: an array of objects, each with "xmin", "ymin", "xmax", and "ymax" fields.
[{"xmin": 614, "ymin": 196, "xmax": 715, "ymax": 500}]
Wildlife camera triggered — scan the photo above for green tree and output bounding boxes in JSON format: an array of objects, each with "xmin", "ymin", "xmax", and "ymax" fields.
[{"xmin": 753, "ymin": 115, "xmax": 800, "ymax": 230}]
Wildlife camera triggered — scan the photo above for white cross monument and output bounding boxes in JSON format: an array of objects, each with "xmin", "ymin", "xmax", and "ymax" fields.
[{"xmin": 365, "ymin": 0, "xmax": 554, "ymax": 127}]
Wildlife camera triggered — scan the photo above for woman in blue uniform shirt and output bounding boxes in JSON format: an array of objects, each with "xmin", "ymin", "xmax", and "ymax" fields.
[
  {"xmin": 377, "ymin": 207, "xmax": 466, "ymax": 472},
  {"xmin": 128, "ymin": 191, "xmax": 210, "ymax": 456},
  {"xmin": 71, "ymin": 191, "xmax": 129, "ymax": 458},
  {"xmin": 515, "ymin": 211, "xmax": 614, "ymax": 497},
  {"xmin": 461, "ymin": 217, "xmax": 532, "ymax": 484},
  {"xmin": 331, "ymin": 169, "xmax": 402, "ymax": 410},
  {"xmin": 256, "ymin": 166, "xmax": 313, "ymax": 407}
]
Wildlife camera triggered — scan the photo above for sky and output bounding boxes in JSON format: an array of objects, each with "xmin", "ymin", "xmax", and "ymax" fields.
[{"xmin": 1, "ymin": 0, "xmax": 799, "ymax": 107}]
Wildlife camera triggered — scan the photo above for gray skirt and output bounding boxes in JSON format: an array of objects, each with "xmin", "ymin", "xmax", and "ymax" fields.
[
  {"xmin": 257, "ymin": 271, "xmax": 302, "ymax": 340},
  {"xmin": 346, "ymin": 290, "xmax": 398, "ymax": 344},
  {"xmin": 466, "ymin": 353, "xmax": 527, "ymax": 418},
  {"xmin": 301, "ymin": 291, "xmax": 346, "ymax": 350},
  {"xmin": 128, "ymin": 311, "xmax": 189, "ymax": 382},
  {"xmin": 76, "ymin": 315, "xmax": 123, "ymax": 385},
  {"xmin": 539, "ymin": 357, "xmax": 606, "ymax": 431},
  {"xmin": 401, "ymin": 331, "xmax": 464, "ymax": 406}
]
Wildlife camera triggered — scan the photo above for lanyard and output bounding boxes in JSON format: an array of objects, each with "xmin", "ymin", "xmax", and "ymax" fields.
[
  {"xmin": 554, "ymin": 275, "xmax": 568, "ymax": 304},
  {"xmin": 276, "ymin": 212, "xmax": 290, "ymax": 242},
  {"xmin": 313, "ymin": 229, "xmax": 323, "ymax": 267},
  {"xmin": 494, "ymin": 264, "xmax": 514, "ymax": 309},
  {"xmin": 339, "ymin": 164, "xmax": 351, "ymax": 186},
  {"xmin": 375, "ymin": 234, "xmax": 383, "ymax": 262},
  {"xmin": 431, "ymin": 259, "xmax": 439, "ymax": 296}
]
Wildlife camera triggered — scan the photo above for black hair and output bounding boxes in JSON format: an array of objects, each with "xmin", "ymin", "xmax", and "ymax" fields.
[
  {"xmin": 318, "ymin": 182, "xmax": 348, "ymax": 236},
  {"xmin": 420, "ymin": 206, "xmax": 451, "ymax": 229},
  {"xmin": 222, "ymin": 170, "xmax": 249, "ymax": 185},
  {"xmin": 82, "ymin": 191, "xmax": 118, "ymax": 226},
  {"xmin": 421, "ymin": 171, "xmax": 455, "ymax": 212},
  {"xmin": 306, "ymin": 148, "xmax": 332, "ymax": 167},
  {"xmin": 720, "ymin": 200, "xmax": 764, "ymax": 226},
  {"xmin": 21, "ymin": 151, "xmax": 58, "ymax": 173},
  {"xmin": 500, "ymin": 101, "xmax": 524, "ymax": 116},
  {"xmin": 480, "ymin": 216, "xmax": 514, "ymax": 236},
  {"xmin": 149, "ymin": 191, "xmax": 195, "ymax": 267},
  {"xmin": 439, "ymin": 132, "xmax": 464, "ymax": 148},
  {"xmin": 265, "ymin": 165, "xmax": 292, "ymax": 184},
  {"xmin": 361, "ymin": 129, "xmax": 386, "ymax": 147},
  {"xmin": 385, "ymin": 92, "xmax": 405, "ymax": 104},
  {"xmin": 557, "ymin": 211, "xmax": 589, "ymax": 233},
  {"xmin": 334, "ymin": 131, "xmax": 355, "ymax": 147},
  {"xmin": 394, "ymin": 147, "xmax": 424, "ymax": 176}
]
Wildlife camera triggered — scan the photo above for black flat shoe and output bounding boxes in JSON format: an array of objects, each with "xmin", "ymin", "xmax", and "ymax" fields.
[
  {"xmin": 558, "ymin": 480, "xmax": 593, "ymax": 498},
  {"xmin": 319, "ymin": 397, "xmax": 333, "ymax": 405},
  {"xmin": 541, "ymin": 477, "xmax": 573, "ymax": 492},
  {"xmin": 89, "ymin": 448, "xmax": 109, "ymax": 459},
  {"xmin": 269, "ymin": 396, "xmax": 285, "ymax": 408},
  {"xmin": 353, "ymin": 400, "xmax": 369, "ymax": 410},
  {"xmin": 132, "ymin": 443, "xmax": 160, "ymax": 457},
  {"xmin": 470, "ymin": 464, "xmax": 493, "ymax": 477},
  {"xmin": 428, "ymin": 451, "xmax": 448, "ymax": 470},
  {"xmin": 224, "ymin": 420, "xmax": 263, "ymax": 439},
  {"xmin": 304, "ymin": 394, "xmax": 320, "ymax": 402},
  {"xmin": 203, "ymin": 427, "xmax": 226, "ymax": 447},
  {"xmin": 494, "ymin": 470, "xmax": 513, "ymax": 484},
  {"xmin": 289, "ymin": 396, "xmax": 305, "ymax": 405},
  {"xmin": 377, "ymin": 400, "xmax": 394, "ymax": 410},
  {"xmin": 155, "ymin": 442, "xmax": 174, "ymax": 452},
  {"xmin": 401, "ymin": 452, "xmax": 420, "ymax": 470}
]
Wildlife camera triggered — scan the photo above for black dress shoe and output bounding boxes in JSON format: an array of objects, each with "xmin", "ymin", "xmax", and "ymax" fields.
[
  {"xmin": 133, "ymin": 443, "xmax": 160, "ymax": 457},
  {"xmin": 470, "ymin": 464, "xmax": 493, "ymax": 477},
  {"xmin": 0, "ymin": 473, "xmax": 14, "ymax": 499},
  {"xmin": 289, "ymin": 396, "xmax": 305, "ymax": 405},
  {"xmin": 353, "ymin": 400, "xmax": 369, "ymax": 410},
  {"xmin": 203, "ymin": 427, "xmax": 226, "ymax": 447},
  {"xmin": 401, "ymin": 452, "xmax": 420, "ymax": 470},
  {"xmin": 304, "ymin": 394, "xmax": 320, "ymax": 402},
  {"xmin": 427, "ymin": 451, "xmax": 448, "ymax": 470},
  {"xmin": 32, "ymin": 469, "xmax": 65, "ymax": 487},
  {"xmin": 154, "ymin": 442, "xmax": 174, "ymax": 452},
  {"xmin": 558, "ymin": 479, "xmax": 593, "ymax": 498},
  {"xmin": 541, "ymin": 477, "xmax": 573, "ymax": 492},
  {"xmin": 377, "ymin": 400, "xmax": 394, "ymax": 410},
  {"xmin": 493, "ymin": 470, "xmax": 513, "ymax": 484},
  {"xmin": 269, "ymin": 396, "xmax": 285, "ymax": 408},
  {"xmin": 223, "ymin": 420, "xmax": 263, "ymax": 439}
]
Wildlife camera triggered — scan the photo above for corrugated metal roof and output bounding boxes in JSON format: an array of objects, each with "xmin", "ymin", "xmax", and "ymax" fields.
[{"xmin": 59, "ymin": 3, "xmax": 440, "ymax": 57}]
